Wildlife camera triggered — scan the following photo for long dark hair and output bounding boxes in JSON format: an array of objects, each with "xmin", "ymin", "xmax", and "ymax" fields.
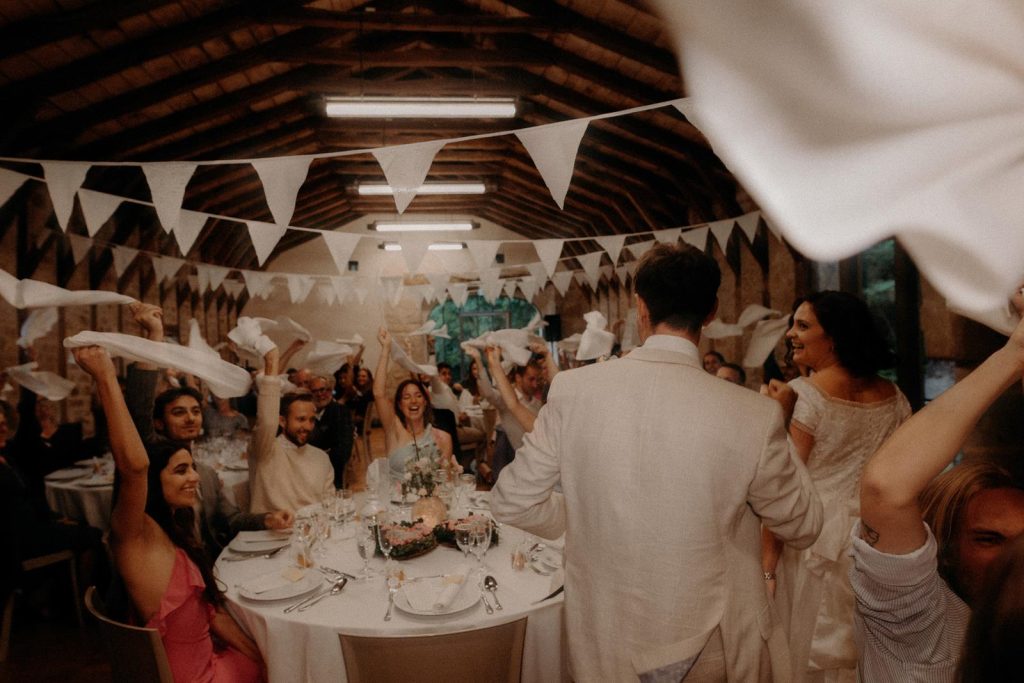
[
  {"xmin": 113, "ymin": 441, "xmax": 223, "ymax": 606},
  {"xmin": 803, "ymin": 291, "xmax": 895, "ymax": 377},
  {"xmin": 393, "ymin": 379, "xmax": 433, "ymax": 433}
]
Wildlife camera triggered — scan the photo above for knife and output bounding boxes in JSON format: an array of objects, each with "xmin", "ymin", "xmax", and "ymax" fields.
[{"xmin": 531, "ymin": 585, "xmax": 564, "ymax": 605}]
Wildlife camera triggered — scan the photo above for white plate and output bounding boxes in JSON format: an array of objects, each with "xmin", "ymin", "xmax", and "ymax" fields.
[
  {"xmin": 534, "ymin": 549, "xmax": 562, "ymax": 572},
  {"xmin": 78, "ymin": 476, "xmax": 114, "ymax": 488},
  {"xmin": 74, "ymin": 458, "xmax": 111, "ymax": 467},
  {"xmin": 394, "ymin": 578, "xmax": 480, "ymax": 616},
  {"xmin": 45, "ymin": 467, "xmax": 91, "ymax": 481},
  {"xmin": 228, "ymin": 538, "xmax": 290, "ymax": 554},
  {"xmin": 237, "ymin": 573, "xmax": 322, "ymax": 602}
]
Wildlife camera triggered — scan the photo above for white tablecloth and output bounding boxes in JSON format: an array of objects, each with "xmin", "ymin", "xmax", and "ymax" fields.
[
  {"xmin": 218, "ymin": 495, "xmax": 566, "ymax": 683},
  {"xmin": 44, "ymin": 466, "xmax": 250, "ymax": 531}
]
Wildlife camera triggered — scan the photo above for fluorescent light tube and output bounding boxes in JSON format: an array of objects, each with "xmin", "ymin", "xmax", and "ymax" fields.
[
  {"xmin": 358, "ymin": 182, "xmax": 487, "ymax": 196},
  {"xmin": 381, "ymin": 242, "xmax": 465, "ymax": 251},
  {"xmin": 373, "ymin": 221, "xmax": 475, "ymax": 232},
  {"xmin": 325, "ymin": 97, "xmax": 516, "ymax": 118}
]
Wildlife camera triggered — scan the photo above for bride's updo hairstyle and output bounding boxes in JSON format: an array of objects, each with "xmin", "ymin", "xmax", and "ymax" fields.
[{"xmin": 803, "ymin": 291, "xmax": 895, "ymax": 377}]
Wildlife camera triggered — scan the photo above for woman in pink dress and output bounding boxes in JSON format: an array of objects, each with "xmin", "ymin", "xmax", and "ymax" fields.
[{"xmin": 75, "ymin": 346, "xmax": 263, "ymax": 682}]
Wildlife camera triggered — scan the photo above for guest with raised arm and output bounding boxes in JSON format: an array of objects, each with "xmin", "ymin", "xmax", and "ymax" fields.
[
  {"xmin": 853, "ymin": 305, "xmax": 1024, "ymax": 681},
  {"xmin": 484, "ymin": 346, "xmax": 538, "ymax": 434},
  {"xmin": 249, "ymin": 345, "xmax": 333, "ymax": 514},
  {"xmin": 373, "ymin": 328, "xmax": 456, "ymax": 481},
  {"xmin": 73, "ymin": 345, "xmax": 263, "ymax": 682}
]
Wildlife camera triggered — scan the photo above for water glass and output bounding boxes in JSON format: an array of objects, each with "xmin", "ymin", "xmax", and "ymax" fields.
[
  {"xmin": 470, "ymin": 518, "xmax": 492, "ymax": 573},
  {"xmin": 376, "ymin": 520, "xmax": 395, "ymax": 567},
  {"xmin": 454, "ymin": 523, "xmax": 474, "ymax": 561},
  {"xmin": 294, "ymin": 519, "xmax": 316, "ymax": 568},
  {"xmin": 355, "ymin": 525, "xmax": 379, "ymax": 580}
]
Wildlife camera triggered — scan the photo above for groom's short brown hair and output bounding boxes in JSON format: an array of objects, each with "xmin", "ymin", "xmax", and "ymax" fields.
[{"xmin": 635, "ymin": 243, "xmax": 720, "ymax": 333}]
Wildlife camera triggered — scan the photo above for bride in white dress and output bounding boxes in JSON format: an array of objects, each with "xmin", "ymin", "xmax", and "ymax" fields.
[{"xmin": 764, "ymin": 291, "xmax": 911, "ymax": 683}]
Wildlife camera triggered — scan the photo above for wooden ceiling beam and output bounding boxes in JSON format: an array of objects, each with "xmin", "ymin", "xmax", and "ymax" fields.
[
  {"xmin": 270, "ymin": 8, "xmax": 555, "ymax": 33},
  {"xmin": 282, "ymin": 47, "xmax": 552, "ymax": 68},
  {"xmin": 305, "ymin": 76, "xmax": 529, "ymax": 97}
]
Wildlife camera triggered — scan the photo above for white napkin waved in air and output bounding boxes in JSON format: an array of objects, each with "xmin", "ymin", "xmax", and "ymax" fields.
[
  {"xmin": 390, "ymin": 338, "xmax": 437, "ymax": 376},
  {"xmin": 576, "ymin": 310, "xmax": 615, "ymax": 361},
  {"xmin": 402, "ymin": 564, "xmax": 472, "ymax": 611},
  {"xmin": 227, "ymin": 317, "xmax": 278, "ymax": 363},
  {"xmin": 1, "ymin": 267, "xmax": 135, "ymax": 309},
  {"xmin": 64, "ymin": 331, "xmax": 253, "ymax": 398},
  {"xmin": 187, "ymin": 319, "xmax": 220, "ymax": 359},
  {"xmin": 304, "ymin": 340, "xmax": 355, "ymax": 376},
  {"xmin": 4, "ymin": 362, "xmax": 76, "ymax": 401},
  {"xmin": 18, "ymin": 308, "xmax": 58, "ymax": 348}
]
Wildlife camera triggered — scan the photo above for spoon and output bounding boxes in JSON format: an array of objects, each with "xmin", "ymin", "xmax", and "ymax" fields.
[
  {"xmin": 298, "ymin": 577, "xmax": 347, "ymax": 612},
  {"xmin": 484, "ymin": 575, "xmax": 503, "ymax": 611}
]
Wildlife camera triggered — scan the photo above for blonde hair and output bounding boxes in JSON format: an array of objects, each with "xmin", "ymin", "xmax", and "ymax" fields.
[{"xmin": 920, "ymin": 461, "xmax": 1020, "ymax": 597}]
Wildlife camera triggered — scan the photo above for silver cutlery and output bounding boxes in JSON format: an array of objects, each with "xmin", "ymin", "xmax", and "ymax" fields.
[
  {"xmin": 531, "ymin": 585, "xmax": 564, "ymax": 605},
  {"xmin": 383, "ymin": 588, "xmax": 396, "ymax": 622},
  {"xmin": 283, "ymin": 577, "xmax": 335, "ymax": 613},
  {"xmin": 318, "ymin": 566, "xmax": 357, "ymax": 580},
  {"xmin": 483, "ymin": 575, "xmax": 503, "ymax": 610},
  {"xmin": 223, "ymin": 546, "xmax": 286, "ymax": 562},
  {"xmin": 479, "ymin": 586, "xmax": 495, "ymax": 615},
  {"xmin": 298, "ymin": 578, "xmax": 347, "ymax": 612}
]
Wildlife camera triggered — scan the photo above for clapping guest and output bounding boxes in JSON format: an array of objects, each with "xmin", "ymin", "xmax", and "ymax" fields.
[
  {"xmin": 763, "ymin": 291, "xmax": 910, "ymax": 682},
  {"xmin": 73, "ymin": 346, "xmax": 263, "ymax": 682},
  {"xmin": 854, "ymin": 306, "xmax": 1024, "ymax": 681}
]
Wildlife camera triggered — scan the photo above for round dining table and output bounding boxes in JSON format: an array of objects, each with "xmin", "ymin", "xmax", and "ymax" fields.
[{"xmin": 217, "ymin": 492, "xmax": 566, "ymax": 683}]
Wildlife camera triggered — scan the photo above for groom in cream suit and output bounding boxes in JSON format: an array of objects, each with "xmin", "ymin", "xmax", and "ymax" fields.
[{"xmin": 492, "ymin": 244, "xmax": 822, "ymax": 682}]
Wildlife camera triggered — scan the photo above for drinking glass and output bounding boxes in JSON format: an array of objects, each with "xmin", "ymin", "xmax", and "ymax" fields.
[
  {"xmin": 294, "ymin": 519, "xmax": 316, "ymax": 568},
  {"xmin": 338, "ymin": 488, "xmax": 354, "ymax": 532},
  {"xmin": 457, "ymin": 473, "xmax": 476, "ymax": 511},
  {"xmin": 454, "ymin": 523, "xmax": 474, "ymax": 561},
  {"xmin": 470, "ymin": 518, "xmax": 492, "ymax": 575},
  {"xmin": 314, "ymin": 510, "xmax": 331, "ymax": 557},
  {"xmin": 355, "ymin": 524, "xmax": 379, "ymax": 580},
  {"xmin": 376, "ymin": 520, "xmax": 395, "ymax": 568}
]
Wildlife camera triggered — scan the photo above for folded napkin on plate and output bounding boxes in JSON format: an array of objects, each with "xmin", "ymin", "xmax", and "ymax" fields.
[
  {"xmin": 403, "ymin": 565, "xmax": 472, "ymax": 611},
  {"xmin": 243, "ymin": 567, "xmax": 305, "ymax": 594}
]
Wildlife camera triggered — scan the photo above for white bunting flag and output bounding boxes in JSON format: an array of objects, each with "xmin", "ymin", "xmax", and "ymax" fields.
[
  {"xmin": 626, "ymin": 261, "xmax": 639, "ymax": 277},
  {"xmin": 577, "ymin": 251, "xmax": 603, "ymax": 291},
  {"xmin": 371, "ymin": 140, "xmax": 446, "ymax": 213},
  {"xmin": 709, "ymin": 219, "xmax": 735, "ymax": 252},
  {"xmin": 525, "ymin": 261, "xmax": 548, "ymax": 286},
  {"xmin": 502, "ymin": 280, "xmax": 519, "ymax": 299},
  {"xmin": 205, "ymin": 265, "xmax": 230, "ymax": 291},
  {"xmin": 681, "ymin": 226, "xmax": 709, "ymax": 251},
  {"xmin": 245, "ymin": 220, "xmax": 288, "ymax": 267},
  {"xmin": 518, "ymin": 277, "xmax": 539, "ymax": 302},
  {"xmin": 251, "ymin": 157, "xmax": 312, "ymax": 227},
  {"xmin": 77, "ymin": 189, "xmax": 122, "ymax": 237},
  {"xmin": 515, "ymin": 119, "xmax": 588, "ymax": 209},
  {"xmin": 466, "ymin": 240, "xmax": 501, "ymax": 271},
  {"xmin": 551, "ymin": 270, "xmax": 574, "ymax": 296},
  {"xmin": 481, "ymin": 280, "xmax": 503, "ymax": 304},
  {"xmin": 42, "ymin": 162, "xmax": 90, "ymax": 232},
  {"xmin": 534, "ymin": 239, "xmax": 564, "ymax": 279},
  {"xmin": 111, "ymin": 245, "xmax": 138, "ymax": 278},
  {"xmin": 67, "ymin": 234, "xmax": 92, "ymax": 265},
  {"xmin": 174, "ymin": 210, "xmax": 208, "ymax": 256},
  {"xmin": 381, "ymin": 276, "xmax": 404, "ymax": 307},
  {"xmin": 399, "ymin": 237, "xmax": 431, "ymax": 274},
  {"xmin": 240, "ymin": 270, "xmax": 273, "ymax": 298},
  {"xmin": 223, "ymin": 280, "xmax": 245, "ymax": 299},
  {"xmin": 321, "ymin": 232, "xmax": 361, "ymax": 275},
  {"xmin": 627, "ymin": 239, "xmax": 655, "ymax": 259},
  {"xmin": 0, "ymin": 168, "xmax": 28, "ymax": 209},
  {"xmin": 671, "ymin": 98, "xmax": 699, "ymax": 123},
  {"xmin": 426, "ymin": 272, "xmax": 449, "ymax": 303},
  {"xmin": 448, "ymin": 283, "xmax": 469, "ymax": 307},
  {"xmin": 653, "ymin": 227, "xmax": 682, "ymax": 245},
  {"xmin": 142, "ymin": 162, "xmax": 196, "ymax": 234},
  {"xmin": 286, "ymin": 275, "xmax": 315, "ymax": 304},
  {"xmin": 600, "ymin": 265, "xmax": 613, "ymax": 280},
  {"xmin": 735, "ymin": 212, "xmax": 761, "ymax": 243},
  {"xmin": 331, "ymin": 277, "xmax": 351, "ymax": 306},
  {"xmin": 151, "ymin": 256, "xmax": 185, "ymax": 284},
  {"xmin": 614, "ymin": 265, "xmax": 629, "ymax": 284},
  {"xmin": 595, "ymin": 234, "xmax": 627, "ymax": 265},
  {"xmin": 195, "ymin": 265, "xmax": 211, "ymax": 293},
  {"xmin": 352, "ymin": 281, "xmax": 369, "ymax": 306},
  {"xmin": 763, "ymin": 216, "xmax": 783, "ymax": 242}
]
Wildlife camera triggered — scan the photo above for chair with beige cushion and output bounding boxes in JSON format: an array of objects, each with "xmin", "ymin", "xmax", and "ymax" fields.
[
  {"xmin": 84, "ymin": 586, "xmax": 173, "ymax": 683},
  {"xmin": 339, "ymin": 617, "xmax": 527, "ymax": 683}
]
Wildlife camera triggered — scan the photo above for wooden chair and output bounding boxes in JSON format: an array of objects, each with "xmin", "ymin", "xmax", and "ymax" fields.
[
  {"xmin": 339, "ymin": 617, "xmax": 528, "ymax": 683},
  {"xmin": 0, "ymin": 549, "xmax": 83, "ymax": 662},
  {"xmin": 84, "ymin": 586, "xmax": 174, "ymax": 683}
]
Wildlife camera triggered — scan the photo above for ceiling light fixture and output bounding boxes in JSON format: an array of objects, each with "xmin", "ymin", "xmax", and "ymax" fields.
[
  {"xmin": 371, "ymin": 221, "xmax": 476, "ymax": 232},
  {"xmin": 380, "ymin": 242, "xmax": 465, "ymax": 251},
  {"xmin": 357, "ymin": 182, "xmax": 487, "ymax": 196},
  {"xmin": 325, "ymin": 96, "xmax": 517, "ymax": 118}
]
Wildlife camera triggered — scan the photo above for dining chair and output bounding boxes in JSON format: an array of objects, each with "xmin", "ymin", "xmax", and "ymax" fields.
[
  {"xmin": 339, "ymin": 617, "xmax": 528, "ymax": 683},
  {"xmin": 84, "ymin": 586, "xmax": 174, "ymax": 683},
  {"xmin": 0, "ymin": 549, "xmax": 82, "ymax": 662}
]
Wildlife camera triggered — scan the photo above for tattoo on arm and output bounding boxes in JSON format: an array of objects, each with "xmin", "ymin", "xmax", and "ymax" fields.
[{"xmin": 861, "ymin": 522, "xmax": 880, "ymax": 547}]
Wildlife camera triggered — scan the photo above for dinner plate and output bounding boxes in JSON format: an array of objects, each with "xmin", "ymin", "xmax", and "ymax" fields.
[
  {"xmin": 394, "ymin": 578, "xmax": 480, "ymax": 616},
  {"xmin": 45, "ymin": 467, "xmax": 91, "ymax": 481},
  {"xmin": 533, "ymin": 549, "xmax": 562, "ymax": 572},
  {"xmin": 237, "ymin": 573, "xmax": 322, "ymax": 602},
  {"xmin": 228, "ymin": 537, "xmax": 291, "ymax": 554}
]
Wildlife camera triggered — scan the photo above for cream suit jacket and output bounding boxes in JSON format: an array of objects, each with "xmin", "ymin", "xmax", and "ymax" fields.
[{"xmin": 492, "ymin": 341, "xmax": 823, "ymax": 682}]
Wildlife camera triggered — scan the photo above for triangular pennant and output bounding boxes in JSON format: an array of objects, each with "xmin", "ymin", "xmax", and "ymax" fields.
[
  {"xmin": 466, "ymin": 240, "xmax": 501, "ymax": 271},
  {"xmin": 381, "ymin": 276, "xmax": 404, "ymax": 307},
  {"xmin": 111, "ymin": 245, "xmax": 138, "ymax": 278},
  {"xmin": 410, "ymin": 284, "xmax": 432, "ymax": 305},
  {"xmin": 399, "ymin": 236, "xmax": 431, "ymax": 274},
  {"xmin": 67, "ymin": 234, "xmax": 92, "ymax": 265},
  {"xmin": 577, "ymin": 251, "xmax": 603, "ymax": 291},
  {"xmin": 515, "ymin": 119, "xmax": 588, "ymax": 209},
  {"xmin": 240, "ymin": 269, "xmax": 273, "ymax": 298},
  {"xmin": 626, "ymin": 261, "xmax": 639, "ymax": 277},
  {"xmin": 251, "ymin": 156, "xmax": 312, "ymax": 227},
  {"xmin": 551, "ymin": 270, "xmax": 574, "ymax": 296},
  {"xmin": 481, "ymin": 280, "xmax": 503, "ymax": 304},
  {"xmin": 614, "ymin": 265, "xmax": 629, "ymax": 284},
  {"xmin": 41, "ymin": 161, "xmax": 90, "ymax": 232},
  {"xmin": 142, "ymin": 162, "xmax": 196, "ymax": 234},
  {"xmin": 534, "ymin": 239, "xmax": 564, "ymax": 279},
  {"xmin": 526, "ymin": 261, "xmax": 548, "ymax": 285},
  {"xmin": 426, "ymin": 272, "xmax": 449, "ymax": 302},
  {"xmin": 331, "ymin": 277, "xmax": 351, "ymax": 306},
  {"xmin": 594, "ymin": 234, "xmax": 627, "ymax": 265},
  {"xmin": 709, "ymin": 219, "xmax": 735, "ymax": 252},
  {"xmin": 371, "ymin": 140, "xmax": 446, "ymax": 213},
  {"xmin": 352, "ymin": 281, "xmax": 369, "ymax": 305},
  {"xmin": 286, "ymin": 274, "xmax": 315, "ymax": 304},
  {"xmin": 317, "ymin": 282, "xmax": 338, "ymax": 306},
  {"xmin": 599, "ymin": 265, "xmax": 614, "ymax": 281},
  {"xmin": 245, "ymin": 220, "xmax": 288, "ymax": 267},
  {"xmin": 0, "ymin": 168, "xmax": 29, "ymax": 209},
  {"xmin": 321, "ymin": 232, "xmax": 361, "ymax": 275},
  {"xmin": 195, "ymin": 265, "xmax": 211, "ymax": 293},
  {"xmin": 735, "ymin": 212, "xmax": 761, "ymax": 243},
  {"xmin": 206, "ymin": 265, "xmax": 230, "ymax": 291},
  {"xmin": 519, "ymin": 277, "xmax": 539, "ymax": 302},
  {"xmin": 763, "ymin": 216, "xmax": 783, "ymax": 242},
  {"xmin": 223, "ymin": 280, "xmax": 245, "ymax": 299},
  {"xmin": 478, "ymin": 267, "xmax": 502, "ymax": 287},
  {"xmin": 653, "ymin": 227, "xmax": 682, "ymax": 245},
  {"xmin": 627, "ymin": 239, "xmax": 655, "ymax": 259},
  {"xmin": 681, "ymin": 226, "xmax": 709, "ymax": 251},
  {"xmin": 151, "ymin": 256, "xmax": 185, "ymax": 283},
  {"xmin": 574, "ymin": 271, "xmax": 589, "ymax": 287},
  {"xmin": 448, "ymin": 283, "xmax": 469, "ymax": 307},
  {"xmin": 77, "ymin": 189, "xmax": 122, "ymax": 237},
  {"xmin": 671, "ymin": 98, "xmax": 698, "ymax": 122},
  {"xmin": 174, "ymin": 209, "xmax": 208, "ymax": 255},
  {"xmin": 502, "ymin": 279, "xmax": 519, "ymax": 299}
]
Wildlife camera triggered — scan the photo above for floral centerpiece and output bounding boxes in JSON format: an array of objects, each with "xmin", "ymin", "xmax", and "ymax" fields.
[
  {"xmin": 435, "ymin": 514, "xmax": 500, "ymax": 547},
  {"xmin": 401, "ymin": 442, "xmax": 442, "ymax": 499},
  {"xmin": 375, "ymin": 520, "xmax": 438, "ymax": 560}
]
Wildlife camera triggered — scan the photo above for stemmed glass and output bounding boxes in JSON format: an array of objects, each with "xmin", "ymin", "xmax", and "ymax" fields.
[
  {"xmin": 470, "ymin": 518, "xmax": 492, "ymax": 578},
  {"xmin": 376, "ymin": 515, "xmax": 395, "ymax": 568},
  {"xmin": 355, "ymin": 522, "xmax": 379, "ymax": 581},
  {"xmin": 338, "ymin": 488, "xmax": 354, "ymax": 534},
  {"xmin": 457, "ymin": 473, "xmax": 476, "ymax": 512},
  {"xmin": 455, "ymin": 523, "xmax": 474, "ymax": 562},
  {"xmin": 313, "ymin": 510, "xmax": 331, "ymax": 557}
]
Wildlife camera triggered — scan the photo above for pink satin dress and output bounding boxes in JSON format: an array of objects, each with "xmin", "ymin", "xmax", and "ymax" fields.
[{"xmin": 146, "ymin": 548, "xmax": 262, "ymax": 682}]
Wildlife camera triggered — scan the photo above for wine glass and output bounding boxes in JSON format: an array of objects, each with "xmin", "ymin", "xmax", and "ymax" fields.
[
  {"xmin": 454, "ymin": 523, "xmax": 474, "ymax": 562},
  {"xmin": 470, "ymin": 518, "xmax": 492, "ymax": 576},
  {"xmin": 314, "ymin": 510, "xmax": 331, "ymax": 557},
  {"xmin": 457, "ymin": 473, "xmax": 476, "ymax": 511},
  {"xmin": 294, "ymin": 518, "xmax": 316, "ymax": 568},
  {"xmin": 355, "ymin": 524, "xmax": 379, "ymax": 580},
  {"xmin": 376, "ymin": 519, "xmax": 395, "ymax": 568},
  {"xmin": 338, "ymin": 488, "xmax": 354, "ymax": 532}
]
